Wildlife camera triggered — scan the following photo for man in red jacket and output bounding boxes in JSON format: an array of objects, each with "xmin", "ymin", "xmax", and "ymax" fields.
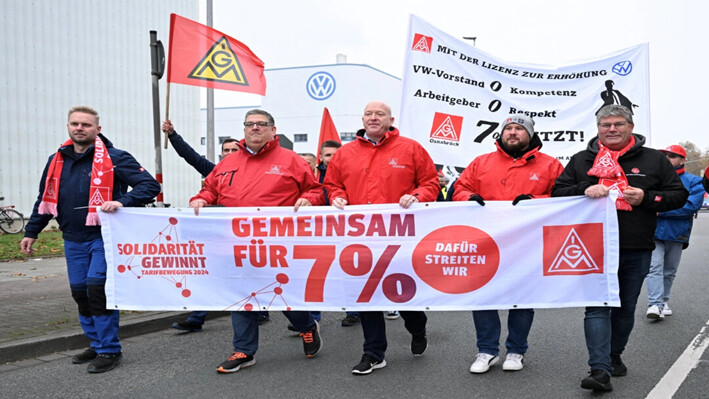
[
  {"xmin": 189, "ymin": 109, "xmax": 324, "ymax": 374},
  {"xmin": 324, "ymin": 101, "xmax": 439, "ymax": 375},
  {"xmin": 453, "ymin": 114, "xmax": 564, "ymax": 374}
]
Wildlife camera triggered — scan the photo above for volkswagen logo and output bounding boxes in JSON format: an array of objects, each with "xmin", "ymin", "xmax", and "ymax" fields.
[
  {"xmin": 612, "ymin": 61, "xmax": 633, "ymax": 76},
  {"xmin": 306, "ymin": 72, "xmax": 336, "ymax": 100}
]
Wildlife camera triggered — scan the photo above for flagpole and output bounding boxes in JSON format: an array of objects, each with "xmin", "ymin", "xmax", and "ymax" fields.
[
  {"xmin": 150, "ymin": 30, "xmax": 166, "ymax": 207},
  {"xmin": 205, "ymin": 0, "xmax": 216, "ymax": 163},
  {"xmin": 164, "ymin": 83, "xmax": 171, "ymax": 149}
]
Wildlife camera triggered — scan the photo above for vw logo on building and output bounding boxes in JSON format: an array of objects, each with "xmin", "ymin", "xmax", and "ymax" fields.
[
  {"xmin": 612, "ymin": 61, "xmax": 633, "ymax": 76},
  {"xmin": 306, "ymin": 71, "xmax": 336, "ymax": 100}
]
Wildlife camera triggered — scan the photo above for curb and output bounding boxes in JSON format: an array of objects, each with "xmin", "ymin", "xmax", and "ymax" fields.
[{"xmin": 0, "ymin": 311, "xmax": 229, "ymax": 364}]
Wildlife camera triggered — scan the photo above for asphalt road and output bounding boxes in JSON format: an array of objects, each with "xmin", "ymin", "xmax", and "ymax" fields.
[{"xmin": 2, "ymin": 215, "xmax": 709, "ymax": 399}]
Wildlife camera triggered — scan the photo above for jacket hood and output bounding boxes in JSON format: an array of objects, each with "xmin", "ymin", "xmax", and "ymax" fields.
[
  {"xmin": 237, "ymin": 136, "xmax": 280, "ymax": 155},
  {"xmin": 98, "ymin": 133, "xmax": 114, "ymax": 148},
  {"xmin": 355, "ymin": 126, "xmax": 399, "ymax": 144},
  {"xmin": 496, "ymin": 132, "xmax": 544, "ymax": 159},
  {"xmin": 586, "ymin": 133, "xmax": 646, "ymax": 155}
]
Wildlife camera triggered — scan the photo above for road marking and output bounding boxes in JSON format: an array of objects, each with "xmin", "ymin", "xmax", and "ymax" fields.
[{"xmin": 646, "ymin": 319, "xmax": 709, "ymax": 399}]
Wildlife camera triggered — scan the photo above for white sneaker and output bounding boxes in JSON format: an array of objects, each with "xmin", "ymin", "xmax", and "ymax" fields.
[
  {"xmin": 646, "ymin": 305, "xmax": 664, "ymax": 320},
  {"xmin": 662, "ymin": 302, "xmax": 672, "ymax": 316},
  {"xmin": 470, "ymin": 353, "xmax": 499, "ymax": 374},
  {"xmin": 502, "ymin": 353, "xmax": 524, "ymax": 371},
  {"xmin": 385, "ymin": 311, "xmax": 400, "ymax": 320}
]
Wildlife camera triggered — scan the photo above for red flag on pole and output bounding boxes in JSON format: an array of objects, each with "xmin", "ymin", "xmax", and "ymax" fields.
[
  {"xmin": 316, "ymin": 108, "xmax": 341, "ymax": 163},
  {"xmin": 167, "ymin": 13, "xmax": 266, "ymax": 94}
]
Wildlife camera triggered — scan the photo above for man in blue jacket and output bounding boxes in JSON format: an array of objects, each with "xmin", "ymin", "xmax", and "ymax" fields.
[
  {"xmin": 21, "ymin": 106, "xmax": 160, "ymax": 373},
  {"xmin": 645, "ymin": 145, "xmax": 705, "ymax": 319}
]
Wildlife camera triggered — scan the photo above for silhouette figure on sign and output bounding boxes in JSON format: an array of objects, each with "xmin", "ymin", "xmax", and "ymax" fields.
[{"xmin": 596, "ymin": 80, "xmax": 638, "ymax": 115}]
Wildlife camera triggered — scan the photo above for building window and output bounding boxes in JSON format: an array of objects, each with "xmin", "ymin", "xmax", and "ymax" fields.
[
  {"xmin": 218, "ymin": 136, "xmax": 231, "ymax": 144},
  {"xmin": 340, "ymin": 132, "xmax": 356, "ymax": 142},
  {"xmin": 293, "ymin": 134, "xmax": 308, "ymax": 143}
]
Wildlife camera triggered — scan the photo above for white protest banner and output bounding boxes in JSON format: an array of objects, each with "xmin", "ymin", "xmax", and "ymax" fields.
[
  {"xmin": 100, "ymin": 196, "xmax": 619, "ymax": 312},
  {"xmin": 399, "ymin": 15, "xmax": 649, "ymax": 167}
]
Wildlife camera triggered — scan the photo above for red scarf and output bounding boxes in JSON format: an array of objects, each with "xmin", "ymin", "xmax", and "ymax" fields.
[
  {"xmin": 39, "ymin": 136, "xmax": 114, "ymax": 225},
  {"xmin": 587, "ymin": 137, "xmax": 635, "ymax": 211}
]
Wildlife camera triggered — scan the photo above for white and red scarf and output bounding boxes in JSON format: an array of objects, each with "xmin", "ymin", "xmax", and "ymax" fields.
[
  {"xmin": 39, "ymin": 136, "xmax": 113, "ymax": 225},
  {"xmin": 587, "ymin": 137, "xmax": 635, "ymax": 211}
]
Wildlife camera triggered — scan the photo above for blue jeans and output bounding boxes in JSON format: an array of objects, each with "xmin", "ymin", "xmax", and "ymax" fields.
[
  {"xmin": 473, "ymin": 309, "xmax": 534, "ymax": 356},
  {"xmin": 187, "ymin": 311, "xmax": 208, "ymax": 325},
  {"xmin": 359, "ymin": 311, "xmax": 427, "ymax": 361},
  {"xmin": 230, "ymin": 311, "xmax": 315, "ymax": 355},
  {"xmin": 65, "ymin": 239, "xmax": 121, "ymax": 354},
  {"xmin": 646, "ymin": 240, "xmax": 683, "ymax": 306},
  {"xmin": 585, "ymin": 249, "xmax": 651, "ymax": 373}
]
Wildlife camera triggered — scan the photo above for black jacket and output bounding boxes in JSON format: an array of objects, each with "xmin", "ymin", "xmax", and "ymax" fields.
[{"xmin": 552, "ymin": 134, "xmax": 688, "ymax": 250}]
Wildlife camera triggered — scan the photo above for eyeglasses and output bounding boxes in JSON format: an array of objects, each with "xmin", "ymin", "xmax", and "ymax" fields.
[
  {"xmin": 243, "ymin": 121, "xmax": 271, "ymax": 128},
  {"xmin": 598, "ymin": 122, "xmax": 629, "ymax": 130}
]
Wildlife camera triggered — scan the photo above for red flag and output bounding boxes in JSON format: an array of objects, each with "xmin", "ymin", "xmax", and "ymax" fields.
[
  {"xmin": 167, "ymin": 13, "xmax": 266, "ymax": 94},
  {"xmin": 316, "ymin": 108, "xmax": 341, "ymax": 163}
]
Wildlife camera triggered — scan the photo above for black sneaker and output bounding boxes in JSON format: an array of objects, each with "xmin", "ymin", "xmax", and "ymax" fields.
[
  {"xmin": 411, "ymin": 334, "xmax": 428, "ymax": 356},
  {"xmin": 257, "ymin": 313, "xmax": 270, "ymax": 325},
  {"xmin": 171, "ymin": 320, "xmax": 202, "ymax": 332},
  {"xmin": 611, "ymin": 353, "xmax": 627, "ymax": 376},
  {"xmin": 300, "ymin": 320, "xmax": 322, "ymax": 358},
  {"xmin": 287, "ymin": 323, "xmax": 298, "ymax": 332},
  {"xmin": 71, "ymin": 347, "xmax": 97, "ymax": 364},
  {"xmin": 87, "ymin": 352, "xmax": 123, "ymax": 373},
  {"xmin": 217, "ymin": 352, "xmax": 256, "ymax": 373},
  {"xmin": 341, "ymin": 314, "xmax": 360, "ymax": 327},
  {"xmin": 581, "ymin": 369, "xmax": 613, "ymax": 391},
  {"xmin": 352, "ymin": 354, "xmax": 387, "ymax": 375}
]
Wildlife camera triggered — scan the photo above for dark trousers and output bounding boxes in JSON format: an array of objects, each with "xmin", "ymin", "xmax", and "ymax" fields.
[{"xmin": 360, "ymin": 311, "xmax": 427, "ymax": 361}]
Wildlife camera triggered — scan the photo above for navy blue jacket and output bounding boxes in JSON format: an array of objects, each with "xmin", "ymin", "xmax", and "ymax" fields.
[
  {"xmin": 655, "ymin": 171, "xmax": 704, "ymax": 247},
  {"xmin": 25, "ymin": 135, "xmax": 161, "ymax": 242},
  {"xmin": 317, "ymin": 163, "xmax": 330, "ymax": 205},
  {"xmin": 168, "ymin": 131, "xmax": 215, "ymax": 177}
]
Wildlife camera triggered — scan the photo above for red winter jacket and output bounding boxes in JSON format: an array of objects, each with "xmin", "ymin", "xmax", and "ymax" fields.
[
  {"xmin": 324, "ymin": 127, "xmax": 439, "ymax": 204},
  {"xmin": 190, "ymin": 138, "xmax": 324, "ymax": 207},
  {"xmin": 453, "ymin": 139, "xmax": 564, "ymax": 201}
]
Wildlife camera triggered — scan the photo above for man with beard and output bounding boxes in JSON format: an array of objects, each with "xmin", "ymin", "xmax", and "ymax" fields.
[{"xmin": 453, "ymin": 114, "xmax": 564, "ymax": 374}]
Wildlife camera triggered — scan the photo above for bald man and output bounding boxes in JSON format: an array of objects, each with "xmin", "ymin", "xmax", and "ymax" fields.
[{"xmin": 324, "ymin": 101, "xmax": 439, "ymax": 375}]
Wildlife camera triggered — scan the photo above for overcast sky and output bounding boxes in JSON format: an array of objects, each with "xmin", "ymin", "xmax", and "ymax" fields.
[{"xmin": 199, "ymin": 0, "xmax": 709, "ymax": 154}]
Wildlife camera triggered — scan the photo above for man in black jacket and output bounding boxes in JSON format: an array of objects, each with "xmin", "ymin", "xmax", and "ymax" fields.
[{"xmin": 552, "ymin": 105, "xmax": 687, "ymax": 392}]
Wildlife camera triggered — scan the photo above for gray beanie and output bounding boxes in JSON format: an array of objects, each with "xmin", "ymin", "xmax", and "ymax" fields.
[{"xmin": 501, "ymin": 115, "xmax": 535, "ymax": 138}]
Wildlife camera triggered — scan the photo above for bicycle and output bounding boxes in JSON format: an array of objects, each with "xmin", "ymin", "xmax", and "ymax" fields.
[{"xmin": 0, "ymin": 196, "xmax": 25, "ymax": 234}]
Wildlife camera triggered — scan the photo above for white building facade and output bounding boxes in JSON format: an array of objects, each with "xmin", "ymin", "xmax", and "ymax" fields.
[
  {"xmin": 200, "ymin": 63, "xmax": 402, "ymax": 155},
  {"xmin": 1, "ymin": 1, "xmax": 201, "ymax": 215}
]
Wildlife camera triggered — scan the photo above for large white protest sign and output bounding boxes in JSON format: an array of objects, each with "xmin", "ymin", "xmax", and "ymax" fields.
[
  {"xmin": 101, "ymin": 196, "xmax": 619, "ymax": 312},
  {"xmin": 399, "ymin": 15, "xmax": 649, "ymax": 168}
]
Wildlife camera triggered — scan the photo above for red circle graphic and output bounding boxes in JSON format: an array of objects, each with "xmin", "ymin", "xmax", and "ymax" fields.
[{"xmin": 412, "ymin": 225, "xmax": 499, "ymax": 294}]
